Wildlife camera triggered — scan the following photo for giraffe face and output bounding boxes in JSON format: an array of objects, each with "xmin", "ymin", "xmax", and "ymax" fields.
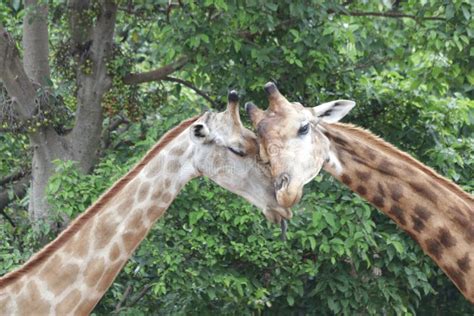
[
  {"xmin": 190, "ymin": 91, "xmax": 292, "ymax": 223},
  {"xmin": 246, "ymin": 82, "xmax": 355, "ymax": 208}
]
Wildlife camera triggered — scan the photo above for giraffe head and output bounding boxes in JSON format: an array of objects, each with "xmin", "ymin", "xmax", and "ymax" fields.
[
  {"xmin": 245, "ymin": 82, "xmax": 355, "ymax": 208},
  {"xmin": 189, "ymin": 90, "xmax": 292, "ymax": 223}
]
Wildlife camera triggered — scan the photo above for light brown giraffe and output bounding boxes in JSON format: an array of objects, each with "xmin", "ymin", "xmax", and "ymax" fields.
[
  {"xmin": 245, "ymin": 82, "xmax": 474, "ymax": 303},
  {"xmin": 0, "ymin": 91, "xmax": 291, "ymax": 315}
]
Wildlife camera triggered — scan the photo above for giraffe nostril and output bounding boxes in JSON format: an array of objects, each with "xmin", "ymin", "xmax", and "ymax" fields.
[{"xmin": 274, "ymin": 173, "xmax": 290, "ymax": 191}]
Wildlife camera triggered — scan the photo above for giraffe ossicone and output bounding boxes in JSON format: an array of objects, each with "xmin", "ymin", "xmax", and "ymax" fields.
[
  {"xmin": 0, "ymin": 91, "xmax": 291, "ymax": 315},
  {"xmin": 247, "ymin": 82, "xmax": 474, "ymax": 304}
]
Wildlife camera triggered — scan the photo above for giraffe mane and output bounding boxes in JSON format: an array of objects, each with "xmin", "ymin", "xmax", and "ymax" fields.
[
  {"xmin": 329, "ymin": 122, "xmax": 474, "ymax": 204},
  {"xmin": 0, "ymin": 115, "xmax": 202, "ymax": 288}
]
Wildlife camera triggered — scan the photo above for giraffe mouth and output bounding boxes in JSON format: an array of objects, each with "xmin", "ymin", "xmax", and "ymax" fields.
[{"xmin": 275, "ymin": 185, "xmax": 303, "ymax": 208}]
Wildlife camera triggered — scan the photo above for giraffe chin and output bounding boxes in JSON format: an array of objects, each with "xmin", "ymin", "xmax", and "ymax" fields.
[
  {"xmin": 263, "ymin": 204, "xmax": 293, "ymax": 224},
  {"xmin": 275, "ymin": 186, "xmax": 303, "ymax": 208}
]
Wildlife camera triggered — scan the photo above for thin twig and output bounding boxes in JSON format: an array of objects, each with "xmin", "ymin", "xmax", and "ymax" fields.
[
  {"xmin": 164, "ymin": 76, "xmax": 219, "ymax": 108},
  {"xmin": 343, "ymin": 11, "xmax": 445, "ymax": 21},
  {"xmin": 125, "ymin": 284, "xmax": 152, "ymax": 309},
  {"xmin": 115, "ymin": 283, "xmax": 133, "ymax": 313}
]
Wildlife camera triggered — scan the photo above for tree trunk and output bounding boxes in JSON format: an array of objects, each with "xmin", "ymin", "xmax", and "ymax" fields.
[{"xmin": 22, "ymin": 0, "xmax": 118, "ymax": 221}]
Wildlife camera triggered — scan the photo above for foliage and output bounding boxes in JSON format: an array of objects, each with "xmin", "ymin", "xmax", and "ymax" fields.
[{"xmin": 1, "ymin": 0, "xmax": 473, "ymax": 314}]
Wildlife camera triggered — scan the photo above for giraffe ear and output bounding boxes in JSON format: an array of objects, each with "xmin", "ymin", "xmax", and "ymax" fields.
[
  {"xmin": 311, "ymin": 100, "xmax": 355, "ymax": 123},
  {"xmin": 190, "ymin": 122, "xmax": 210, "ymax": 143}
]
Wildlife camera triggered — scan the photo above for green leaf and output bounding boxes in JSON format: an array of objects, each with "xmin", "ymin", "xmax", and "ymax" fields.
[{"xmin": 286, "ymin": 295, "xmax": 295, "ymax": 306}]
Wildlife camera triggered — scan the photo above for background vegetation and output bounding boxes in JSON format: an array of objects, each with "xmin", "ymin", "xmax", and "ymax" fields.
[{"xmin": 1, "ymin": 0, "xmax": 473, "ymax": 314}]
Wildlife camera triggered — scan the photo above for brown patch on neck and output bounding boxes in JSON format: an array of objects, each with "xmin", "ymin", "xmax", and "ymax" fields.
[{"xmin": 0, "ymin": 115, "xmax": 201, "ymax": 288}]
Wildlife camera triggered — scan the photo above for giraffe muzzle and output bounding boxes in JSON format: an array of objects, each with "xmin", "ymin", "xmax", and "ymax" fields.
[{"xmin": 274, "ymin": 173, "xmax": 303, "ymax": 208}]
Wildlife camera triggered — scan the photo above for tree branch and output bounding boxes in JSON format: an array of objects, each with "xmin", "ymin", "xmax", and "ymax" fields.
[
  {"xmin": 342, "ymin": 11, "xmax": 445, "ymax": 21},
  {"xmin": 0, "ymin": 25, "xmax": 37, "ymax": 120},
  {"xmin": 101, "ymin": 115, "xmax": 130, "ymax": 150},
  {"xmin": 68, "ymin": 0, "xmax": 118, "ymax": 172},
  {"xmin": 0, "ymin": 176, "xmax": 31, "ymax": 224},
  {"xmin": 123, "ymin": 57, "xmax": 188, "ymax": 85},
  {"xmin": 23, "ymin": 0, "xmax": 51, "ymax": 86},
  {"xmin": 0, "ymin": 169, "xmax": 30, "ymax": 187},
  {"xmin": 125, "ymin": 284, "xmax": 152, "ymax": 308},
  {"xmin": 114, "ymin": 283, "xmax": 133, "ymax": 313},
  {"xmin": 163, "ymin": 76, "xmax": 218, "ymax": 108}
]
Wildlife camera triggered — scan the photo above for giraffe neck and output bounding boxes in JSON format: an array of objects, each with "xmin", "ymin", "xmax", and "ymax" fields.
[
  {"xmin": 321, "ymin": 122, "xmax": 474, "ymax": 303},
  {"xmin": 0, "ymin": 116, "xmax": 200, "ymax": 315}
]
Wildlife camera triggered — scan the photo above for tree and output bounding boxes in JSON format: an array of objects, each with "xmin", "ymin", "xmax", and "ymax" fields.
[{"xmin": 1, "ymin": 0, "xmax": 473, "ymax": 313}]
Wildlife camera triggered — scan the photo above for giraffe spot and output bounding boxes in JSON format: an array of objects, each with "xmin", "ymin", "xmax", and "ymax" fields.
[
  {"xmin": 117, "ymin": 198, "xmax": 133, "ymax": 217},
  {"xmin": 444, "ymin": 265, "xmax": 467, "ymax": 292},
  {"xmin": 124, "ymin": 179, "xmax": 139, "ymax": 198},
  {"xmin": 389, "ymin": 205, "xmax": 406, "ymax": 226},
  {"xmin": 151, "ymin": 189, "xmax": 162, "ymax": 200},
  {"xmin": 147, "ymin": 205, "xmax": 166, "ymax": 221},
  {"xmin": 122, "ymin": 231, "xmax": 138, "ymax": 253},
  {"xmin": 166, "ymin": 160, "xmax": 181, "ymax": 173},
  {"xmin": 85, "ymin": 257, "xmax": 105, "ymax": 287},
  {"xmin": 170, "ymin": 144, "xmax": 187, "ymax": 156},
  {"xmin": 74, "ymin": 298, "xmax": 99, "ymax": 316},
  {"xmin": 438, "ymin": 227, "xmax": 456, "ymax": 248},
  {"xmin": 425, "ymin": 238, "xmax": 443, "ymax": 260},
  {"xmin": 409, "ymin": 181, "xmax": 438, "ymax": 204},
  {"xmin": 17, "ymin": 281, "xmax": 50, "ymax": 315},
  {"xmin": 64, "ymin": 223, "xmax": 92, "ymax": 257},
  {"xmin": 95, "ymin": 220, "xmax": 116, "ymax": 249},
  {"xmin": 11, "ymin": 277, "xmax": 24, "ymax": 294},
  {"xmin": 377, "ymin": 183, "xmax": 386, "ymax": 197},
  {"xmin": 388, "ymin": 183, "xmax": 403, "ymax": 201},
  {"xmin": 129, "ymin": 211, "xmax": 144, "ymax": 229},
  {"xmin": 355, "ymin": 170, "xmax": 371, "ymax": 181},
  {"xmin": 341, "ymin": 174, "xmax": 352, "ymax": 185},
  {"xmin": 137, "ymin": 182, "xmax": 151, "ymax": 201},
  {"xmin": 38, "ymin": 255, "xmax": 79, "ymax": 295},
  {"xmin": 352, "ymin": 155, "xmax": 367, "ymax": 166},
  {"xmin": 163, "ymin": 178, "xmax": 172, "ymax": 188},
  {"xmin": 365, "ymin": 147, "xmax": 377, "ymax": 160},
  {"xmin": 372, "ymin": 195, "xmax": 384, "ymax": 208},
  {"xmin": 356, "ymin": 185, "xmax": 367, "ymax": 195},
  {"xmin": 414, "ymin": 205, "xmax": 432, "ymax": 222},
  {"xmin": 161, "ymin": 192, "xmax": 173, "ymax": 204},
  {"xmin": 331, "ymin": 134, "xmax": 349, "ymax": 146},
  {"xmin": 411, "ymin": 215, "xmax": 425, "ymax": 232},
  {"xmin": 450, "ymin": 214, "xmax": 474, "ymax": 243},
  {"xmin": 96, "ymin": 261, "xmax": 125, "ymax": 293},
  {"xmin": 55, "ymin": 289, "xmax": 81, "ymax": 315},
  {"xmin": 457, "ymin": 253, "xmax": 471, "ymax": 273},
  {"xmin": 109, "ymin": 243, "xmax": 121, "ymax": 262},
  {"xmin": 146, "ymin": 156, "xmax": 164, "ymax": 178},
  {"xmin": 378, "ymin": 158, "xmax": 398, "ymax": 177}
]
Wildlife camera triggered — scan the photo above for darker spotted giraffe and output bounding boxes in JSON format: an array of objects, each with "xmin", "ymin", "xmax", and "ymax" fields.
[{"xmin": 322, "ymin": 123, "xmax": 474, "ymax": 303}]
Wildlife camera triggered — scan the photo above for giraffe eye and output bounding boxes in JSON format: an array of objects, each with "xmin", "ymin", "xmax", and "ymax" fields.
[
  {"xmin": 298, "ymin": 124, "xmax": 310, "ymax": 136},
  {"xmin": 227, "ymin": 147, "xmax": 246, "ymax": 157}
]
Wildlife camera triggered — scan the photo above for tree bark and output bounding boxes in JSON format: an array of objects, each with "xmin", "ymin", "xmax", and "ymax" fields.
[{"xmin": 67, "ymin": 0, "xmax": 117, "ymax": 172}]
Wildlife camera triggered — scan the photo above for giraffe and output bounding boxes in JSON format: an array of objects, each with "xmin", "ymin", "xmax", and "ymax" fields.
[
  {"xmin": 245, "ymin": 82, "xmax": 474, "ymax": 303},
  {"xmin": 0, "ymin": 91, "xmax": 292, "ymax": 315}
]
